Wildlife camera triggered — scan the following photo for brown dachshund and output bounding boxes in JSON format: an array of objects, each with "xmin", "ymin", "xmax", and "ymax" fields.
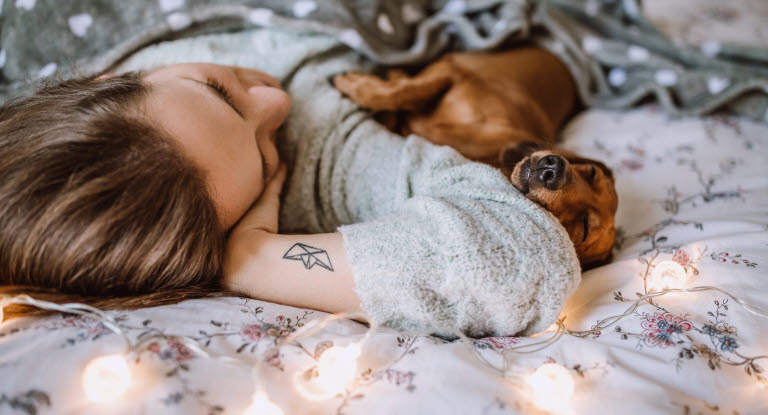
[{"xmin": 333, "ymin": 47, "xmax": 617, "ymax": 268}]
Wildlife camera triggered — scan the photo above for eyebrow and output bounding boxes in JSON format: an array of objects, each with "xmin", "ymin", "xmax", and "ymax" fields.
[{"xmin": 181, "ymin": 77, "xmax": 245, "ymax": 119}]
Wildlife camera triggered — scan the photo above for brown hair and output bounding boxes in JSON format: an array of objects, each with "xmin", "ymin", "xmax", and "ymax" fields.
[{"xmin": 0, "ymin": 72, "xmax": 235, "ymax": 320}]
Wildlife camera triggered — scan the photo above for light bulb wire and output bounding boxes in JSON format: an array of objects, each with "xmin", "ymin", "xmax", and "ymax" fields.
[
  {"xmin": 562, "ymin": 285, "xmax": 768, "ymax": 340},
  {"xmin": 1, "ymin": 294, "xmax": 132, "ymax": 352},
  {"xmin": 1, "ymin": 284, "xmax": 766, "ymax": 406},
  {"xmin": 260, "ymin": 311, "xmax": 378, "ymax": 372}
]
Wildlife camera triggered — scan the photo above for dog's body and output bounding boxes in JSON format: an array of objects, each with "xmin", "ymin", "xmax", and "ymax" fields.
[
  {"xmin": 334, "ymin": 47, "xmax": 618, "ymax": 267},
  {"xmin": 333, "ymin": 48, "xmax": 574, "ymax": 164}
]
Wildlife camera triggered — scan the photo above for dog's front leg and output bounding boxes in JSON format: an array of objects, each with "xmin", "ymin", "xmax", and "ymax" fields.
[{"xmin": 333, "ymin": 60, "xmax": 453, "ymax": 111}]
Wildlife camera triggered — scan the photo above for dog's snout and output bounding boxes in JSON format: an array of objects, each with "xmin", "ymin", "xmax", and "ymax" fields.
[{"xmin": 536, "ymin": 154, "xmax": 566, "ymax": 190}]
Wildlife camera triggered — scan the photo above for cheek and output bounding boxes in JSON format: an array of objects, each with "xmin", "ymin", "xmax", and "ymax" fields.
[
  {"xmin": 563, "ymin": 218, "xmax": 584, "ymax": 244},
  {"xmin": 210, "ymin": 168, "xmax": 258, "ymax": 230},
  {"xmin": 599, "ymin": 181, "xmax": 619, "ymax": 213},
  {"xmin": 206, "ymin": 149, "xmax": 265, "ymax": 230}
]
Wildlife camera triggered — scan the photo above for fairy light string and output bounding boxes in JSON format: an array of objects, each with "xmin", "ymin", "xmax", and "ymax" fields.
[
  {"xmin": 0, "ymin": 294, "xmax": 132, "ymax": 348},
  {"xmin": 0, "ymin": 270, "xmax": 766, "ymax": 411}
]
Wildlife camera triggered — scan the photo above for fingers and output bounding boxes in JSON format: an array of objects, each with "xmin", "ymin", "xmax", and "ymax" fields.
[
  {"xmin": 264, "ymin": 162, "xmax": 288, "ymax": 197},
  {"xmin": 232, "ymin": 162, "xmax": 287, "ymax": 235}
]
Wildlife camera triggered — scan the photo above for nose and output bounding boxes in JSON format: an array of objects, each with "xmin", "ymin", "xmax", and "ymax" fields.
[
  {"xmin": 535, "ymin": 154, "xmax": 566, "ymax": 190},
  {"xmin": 246, "ymin": 85, "xmax": 291, "ymax": 131}
]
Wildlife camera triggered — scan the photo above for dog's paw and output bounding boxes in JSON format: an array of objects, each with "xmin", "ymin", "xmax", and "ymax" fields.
[
  {"xmin": 333, "ymin": 71, "xmax": 399, "ymax": 109},
  {"xmin": 385, "ymin": 68, "xmax": 408, "ymax": 80},
  {"xmin": 333, "ymin": 71, "xmax": 378, "ymax": 96}
]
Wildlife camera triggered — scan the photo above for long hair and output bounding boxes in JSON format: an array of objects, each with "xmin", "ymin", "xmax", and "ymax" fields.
[{"xmin": 0, "ymin": 72, "xmax": 235, "ymax": 320}]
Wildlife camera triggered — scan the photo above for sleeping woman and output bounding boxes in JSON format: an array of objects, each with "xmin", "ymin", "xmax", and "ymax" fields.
[{"xmin": 0, "ymin": 45, "xmax": 581, "ymax": 338}]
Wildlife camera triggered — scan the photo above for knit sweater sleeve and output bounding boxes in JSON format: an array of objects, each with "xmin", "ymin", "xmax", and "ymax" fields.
[
  {"xmin": 333, "ymin": 130, "xmax": 581, "ymax": 338},
  {"xmin": 273, "ymin": 47, "xmax": 581, "ymax": 338}
]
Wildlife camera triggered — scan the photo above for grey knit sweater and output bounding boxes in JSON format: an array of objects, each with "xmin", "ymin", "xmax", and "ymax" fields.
[{"xmin": 116, "ymin": 28, "xmax": 582, "ymax": 338}]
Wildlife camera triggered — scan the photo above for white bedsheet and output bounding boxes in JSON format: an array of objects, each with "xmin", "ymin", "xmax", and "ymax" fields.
[{"xmin": 1, "ymin": 105, "xmax": 766, "ymax": 415}]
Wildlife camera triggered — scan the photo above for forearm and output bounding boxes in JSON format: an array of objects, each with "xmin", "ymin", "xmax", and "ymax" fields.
[{"xmin": 223, "ymin": 231, "xmax": 363, "ymax": 315}]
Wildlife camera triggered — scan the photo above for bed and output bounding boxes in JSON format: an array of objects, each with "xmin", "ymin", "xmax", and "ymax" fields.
[{"xmin": 1, "ymin": 1, "xmax": 767, "ymax": 414}]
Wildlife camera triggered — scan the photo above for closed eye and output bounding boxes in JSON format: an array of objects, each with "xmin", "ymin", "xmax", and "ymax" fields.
[
  {"xmin": 205, "ymin": 77, "xmax": 245, "ymax": 118},
  {"xmin": 587, "ymin": 165, "xmax": 597, "ymax": 184},
  {"xmin": 582, "ymin": 214, "xmax": 589, "ymax": 242}
]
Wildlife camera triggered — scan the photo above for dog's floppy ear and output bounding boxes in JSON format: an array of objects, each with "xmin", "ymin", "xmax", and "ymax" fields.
[{"xmin": 550, "ymin": 148, "xmax": 614, "ymax": 180}]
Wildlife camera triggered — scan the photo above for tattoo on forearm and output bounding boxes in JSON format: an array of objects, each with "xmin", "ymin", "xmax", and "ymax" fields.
[{"xmin": 283, "ymin": 242, "xmax": 334, "ymax": 271}]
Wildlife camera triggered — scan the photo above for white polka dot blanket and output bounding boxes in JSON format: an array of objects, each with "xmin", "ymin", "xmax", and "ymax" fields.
[{"xmin": 0, "ymin": 0, "xmax": 768, "ymax": 123}]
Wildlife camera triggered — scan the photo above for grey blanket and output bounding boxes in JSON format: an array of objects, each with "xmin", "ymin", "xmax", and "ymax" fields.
[{"xmin": 1, "ymin": 0, "xmax": 768, "ymax": 122}]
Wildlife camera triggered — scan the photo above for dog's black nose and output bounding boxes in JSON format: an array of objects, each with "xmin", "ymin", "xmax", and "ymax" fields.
[{"xmin": 535, "ymin": 154, "xmax": 566, "ymax": 190}]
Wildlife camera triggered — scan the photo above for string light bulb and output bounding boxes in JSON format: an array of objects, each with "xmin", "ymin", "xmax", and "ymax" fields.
[
  {"xmin": 82, "ymin": 354, "xmax": 131, "ymax": 403},
  {"xmin": 295, "ymin": 343, "xmax": 361, "ymax": 399},
  {"xmin": 2, "ymin": 275, "xmax": 766, "ymax": 413},
  {"xmin": 526, "ymin": 363, "xmax": 574, "ymax": 413},
  {"xmin": 649, "ymin": 260, "xmax": 688, "ymax": 291},
  {"xmin": 242, "ymin": 393, "xmax": 283, "ymax": 415}
]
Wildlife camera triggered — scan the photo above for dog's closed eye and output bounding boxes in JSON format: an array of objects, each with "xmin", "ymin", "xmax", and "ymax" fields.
[
  {"xmin": 587, "ymin": 165, "xmax": 597, "ymax": 184},
  {"xmin": 582, "ymin": 213, "xmax": 590, "ymax": 242}
]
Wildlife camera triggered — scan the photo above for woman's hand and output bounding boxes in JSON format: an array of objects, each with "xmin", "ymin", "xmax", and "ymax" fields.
[
  {"xmin": 221, "ymin": 161, "xmax": 362, "ymax": 314},
  {"xmin": 224, "ymin": 162, "xmax": 286, "ymax": 281},
  {"xmin": 229, "ymin": 162, "xmax": 287, "ymax": 236}
]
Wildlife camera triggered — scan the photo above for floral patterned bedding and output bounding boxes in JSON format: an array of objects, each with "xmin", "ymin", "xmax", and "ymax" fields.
[
  {"xmin": 1, "ymin": 105, "xmax": 766, "ymax": 415},
  {"xmin": 2, "ymin": 1, "xmax": 768, "ymax": 414}
]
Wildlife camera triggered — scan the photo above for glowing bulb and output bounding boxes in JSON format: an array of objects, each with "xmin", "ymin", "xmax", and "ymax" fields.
[
  {"xmin": 82, "ymin": 354, "xmax": 131, "ymax": 403},
  {"xmin": 526, "ymin": 363, "xmax": 574, "ymax": 413},
  {"xmin": 316, "ymin": 343, "xmax": 361, "ymax": 393},
  {"xmin": 243, "ymin": 393, "xmax": 283, "ymax": 415},
  {"xmin": 649, "ymin": 260, "xmax": 688, "ymax": 291},
  {"xmin": 295, "ymin": 343, "xmax": 361, "ymax": 400}
]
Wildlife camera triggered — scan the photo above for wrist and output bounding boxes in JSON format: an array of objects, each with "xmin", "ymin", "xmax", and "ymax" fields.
[
  {"xmin": 223, "ymin": 229, "xmax": 273, "ymax": 283},
  {"xmin": 221, "ymin": 231, "xmax": 363, "ymax": 314}
]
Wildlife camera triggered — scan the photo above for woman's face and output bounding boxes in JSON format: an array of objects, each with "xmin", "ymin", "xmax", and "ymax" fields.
[{"xmin": 142, "ymin": 63, "xmax": 291, "ymax": 231}]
